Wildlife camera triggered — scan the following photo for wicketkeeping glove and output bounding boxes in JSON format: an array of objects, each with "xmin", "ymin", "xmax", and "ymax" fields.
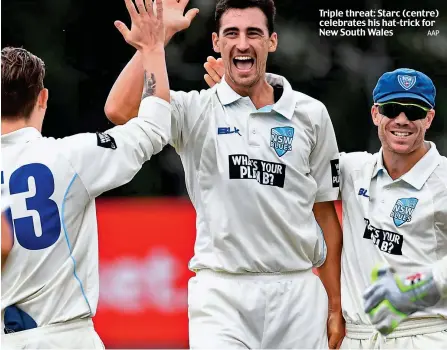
[{"xmin": 363, "ymin": 265, "xmax": 442, "ymax": 336}]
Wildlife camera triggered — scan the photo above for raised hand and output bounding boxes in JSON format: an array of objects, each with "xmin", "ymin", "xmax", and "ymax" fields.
[
  {"xmin": 115, "ymin": 0, "xmax": 165, "ymax": 52},
  {"xmin": 162, "ymin": 0, "xmax": 199, "ymax": 39},
  {"xmin": 204, "ymin": 56, "xmax": 224, "ymax": 87}
]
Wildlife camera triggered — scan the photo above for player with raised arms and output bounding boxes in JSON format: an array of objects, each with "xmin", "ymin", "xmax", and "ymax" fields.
[{"xmin": 1, "ymin": 0, "xmax": 171, "ymax": 347}]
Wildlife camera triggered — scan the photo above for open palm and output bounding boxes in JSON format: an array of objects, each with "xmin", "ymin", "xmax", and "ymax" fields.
[
  {"xmin": 162, "ymin": 0, "xmax": 199, "ymax": 34},
  {"xmin": 115, "ymin": 0, "xmax": 165, "ymax": 52}
]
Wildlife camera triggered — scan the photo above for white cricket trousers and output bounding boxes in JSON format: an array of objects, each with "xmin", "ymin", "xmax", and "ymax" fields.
[
  {"xmin": 1, "ymin": 318, "xmax": 104, "ymax": 349},
  {"xmin": 188, "ymin": 268, "xmax": 329, "ymax": 349},
  {"xmin": 341, "ymin": 317, "xmax": 447, "ymax": 349}
]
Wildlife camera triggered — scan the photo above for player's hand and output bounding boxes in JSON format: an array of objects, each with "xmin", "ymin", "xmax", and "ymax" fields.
[
  {"xmin": 162, "ymin": 0, "xmax": 199, "ymax": 39},
  {"xmin": 327, "ymin": 310, "xmax": 345, "ymax": 349},
  {"xmin": 363, "ymin": 265, "xmax": 441, "ymax": 336},
  {"xmin": 115, "ymin": 0, "xmax": 165, "ymax": 52},
  {"xmin": 204, "ymin": 56, "xmax": 224, "ymax": 87}
]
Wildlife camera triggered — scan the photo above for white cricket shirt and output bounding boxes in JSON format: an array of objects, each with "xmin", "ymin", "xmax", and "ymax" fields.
[
  {"xmin": 1, "ymin": 97, "xmax": 170, "ymax": 329},
  {"xmin": 340, "ymin": 142, "xmax": 447, "ymax": 325},
  {"xmin": 170, "ymin": 73, "xmax": 340, "ymax": 273}
]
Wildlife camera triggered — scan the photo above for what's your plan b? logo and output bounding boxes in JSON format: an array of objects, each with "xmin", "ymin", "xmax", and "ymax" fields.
[
  {"xmin": 390, "ymin": 197, "xmax": 418, "ymax": 227},
  {"xmin": 270, "ymin": 127, "xmax": 294, "ymax": 157}
]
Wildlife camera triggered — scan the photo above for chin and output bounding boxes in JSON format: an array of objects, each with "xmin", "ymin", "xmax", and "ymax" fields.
[
  {"xmin": 231, "ymin": 76, "xmax": 255, "ymax": 88},
  {"xmin": 387, "ymin": 142, "xmax": 415, "ymax": 154}
]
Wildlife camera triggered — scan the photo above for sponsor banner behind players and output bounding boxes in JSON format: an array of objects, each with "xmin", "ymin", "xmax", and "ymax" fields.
[
  {"xmin": 94, "ymin": 198, "xmax": 342, "ymax": 347},
  {"xmin": 95, "ymin": 198, "xmax": 195, "ymax": 348}
]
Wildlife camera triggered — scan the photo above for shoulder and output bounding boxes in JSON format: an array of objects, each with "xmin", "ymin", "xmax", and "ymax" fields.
[
  {"xmin": 339, "ymin": 151, "xmax": 377, "ymax": 173},
  {"xmin": 170, "ymin": 87, "xmax": 217, "ymax": 106},
  {"xmin": 431, "ymin": 154, "xmax": 447, "ymax": 191},
  {"xmin": 293, "ymin": 91, "xmax": 328, "ymax": 117}
]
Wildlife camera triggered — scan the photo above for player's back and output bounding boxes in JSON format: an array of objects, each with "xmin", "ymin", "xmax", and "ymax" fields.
[{"xmin": 1, "ymin": 128, "xmax": 97, "ymax": 329}]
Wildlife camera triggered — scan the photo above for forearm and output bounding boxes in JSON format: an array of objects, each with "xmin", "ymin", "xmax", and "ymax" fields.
[
  {"xmin": 140, "ymin": 48, "xmax": 170, "ymax": 103},
  {"xmin": 105, "ymin": 30, "xmax": 175, "ymax": 125},
  {"xmin": 433, "ymin": 255, "xmax": 447, "ymax": 298},
  {"xmin": 105, "ymin": 52, "xmax": 145, "ymax": 125},
  {"xmin": 314, "ymin": 201, "xmax": 343, "ymax": 311}
]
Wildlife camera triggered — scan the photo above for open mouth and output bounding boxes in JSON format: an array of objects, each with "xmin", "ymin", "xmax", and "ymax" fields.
[
  {"xmin": 391, "ymin": 131, "xmax": 413, "ymax": 138},
  {"xmin": 233, "ymin": 56, "xmax": 255, "ymax": 72}
]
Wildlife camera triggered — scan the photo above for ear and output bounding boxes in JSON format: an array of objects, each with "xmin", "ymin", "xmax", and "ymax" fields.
[
  {"xmin": 38, "ymin": 88, "xmax": 48, "ymax": 110},
  {"xmin": 371, "ymin": 104, "xmax": 381, "ymax": 126},
  {"xmin": 212, "ymin": 32, "xmax": 220, "ymax": 53},
  {"xmin": 423, "ymin": 109, "xmax": 435, "ymax": 130},
  {"xmin": 268, "ymin": 32, "xmax": 278, "ymax": 53}
]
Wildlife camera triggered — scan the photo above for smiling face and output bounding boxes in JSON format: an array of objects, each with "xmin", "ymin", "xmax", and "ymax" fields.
[
  {"xmin": 212, "ymin": 7, "xmax": 277, "ymax": 90},
  {"xmin": 371, "ymin": 103, "xmax": 435, "ymax": 155}
]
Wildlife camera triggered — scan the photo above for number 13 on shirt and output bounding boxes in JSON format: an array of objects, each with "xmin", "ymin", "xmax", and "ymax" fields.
[{"xmin": 1, "ymin": 163, "xmax": 61, "ymax": 250}]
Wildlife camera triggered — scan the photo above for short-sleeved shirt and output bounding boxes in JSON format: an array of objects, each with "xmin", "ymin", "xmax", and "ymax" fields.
[
  {"xmin": 339, "ymin": 142, "xmax": 447, "ymax": 324},
  {"xmin": 1, "ymin": 97, "xmax": 171, "ymax": 328},
  {"xmin": 169, "ymin": 73, "xmax": 340, "ymax": 273}
]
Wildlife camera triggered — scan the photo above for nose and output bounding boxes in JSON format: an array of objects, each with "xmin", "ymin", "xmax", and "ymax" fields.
[
  {"xmin": 394, "ymin": 112, "xmax": 410, "ymax": 125},
  {"xmin": 236, "ymin": 34, "xmax": 250, "ymax": 51}
]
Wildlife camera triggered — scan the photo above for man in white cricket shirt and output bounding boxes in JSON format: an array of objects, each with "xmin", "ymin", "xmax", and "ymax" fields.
[
  {"xmin": 203, "ymin": 61, "xmax": 447, "ymax": 348},
  {"xmin": 1, "ymin": 0, "xmax": 171, "ymax": 348},
  {"xmin": 105, "ymin": 0, "xmax": 345, "ymax": 348},
  {"xmin": 340, "ymin": 69, "xmax": 447, "ymax": 348}
]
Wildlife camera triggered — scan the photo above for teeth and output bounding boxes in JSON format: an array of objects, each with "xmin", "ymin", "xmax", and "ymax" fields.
[
  {"xmin": 234, "ymin": 56, "xmax": 252, "ymax": 60},
  {"xmin": 392, "ymin": 131, "xmax": 411, "ymax": 137}
]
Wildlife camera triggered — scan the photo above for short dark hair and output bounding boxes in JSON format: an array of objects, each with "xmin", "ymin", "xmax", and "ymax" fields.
[
  {"xmin": 215, "ymin": 0, "xmax": 276, "ymax": 35},
  {"xmin": 1, "ymin": 47, "xmax": 46, "ymax": 120}
]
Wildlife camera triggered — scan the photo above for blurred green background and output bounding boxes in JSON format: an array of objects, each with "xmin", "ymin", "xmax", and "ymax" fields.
[{"xmin": 3, "ymin": 0, "xmax": 446, "ymax": 197}]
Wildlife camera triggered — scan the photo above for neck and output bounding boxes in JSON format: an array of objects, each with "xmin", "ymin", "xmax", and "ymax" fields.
[
  {"xmin": 382, "ymin": 143, "xmax": 429, "ymax": 180},
  {"xmin": 225, "ymin": 74, "xmax": 274, "ymax": 110},
  {"xmin": 1, "ymin": 118, "xmax": 40, "ymax": 135}
]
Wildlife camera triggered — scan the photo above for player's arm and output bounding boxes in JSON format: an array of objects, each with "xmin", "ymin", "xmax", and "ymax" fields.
[
  {"xmin": 58, "ymin": 0, "xmax": 171, "ymax": 198},
  {"xmin": 104, "ymin": 0, "xmax": 199, "ymax": 125},
  {"xmin": 309, "ymin": 104, "xmax": 344, "ymax": 349}
]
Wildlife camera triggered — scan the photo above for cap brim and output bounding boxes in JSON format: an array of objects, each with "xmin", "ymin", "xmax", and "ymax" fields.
[{"xmin": 376, "ymin": 92, "xmax": 433, "ymax": 108}]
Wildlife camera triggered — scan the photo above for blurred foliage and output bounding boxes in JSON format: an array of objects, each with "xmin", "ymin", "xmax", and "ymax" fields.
[{"xmin": 2, "ymin": 0, "xmax": 446, "ymax": 197}]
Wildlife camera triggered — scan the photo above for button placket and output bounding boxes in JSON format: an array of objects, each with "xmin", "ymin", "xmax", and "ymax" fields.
[{"xmin": 247, "ymin": 112, "xmax": 260, "ymax": 146}]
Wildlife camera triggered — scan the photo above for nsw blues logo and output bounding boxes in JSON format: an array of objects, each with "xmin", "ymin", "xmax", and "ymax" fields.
[
  {"xmin": 270, "ymin": 127, "xmax": 294, "ymax": 157},
  {"xmin": 397, "ymin": 75, "xmax": 416, "ymax": 90},
  {"xmin": 390, "ymin": 197, "xmax": 418, "ymax": 227}
]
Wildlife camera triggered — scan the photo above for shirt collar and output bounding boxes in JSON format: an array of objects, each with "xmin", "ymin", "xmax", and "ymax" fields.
[
  {"xmin": 372, "ymin": 141, "xmax": 441, "ymax": 190},
  {"xmin": 216, "ymin": 73, "xmax": 297, "ymax": 120},
  {"xmin": 1, "ymin": 127, "xmax": 42, "ymax": 146}
]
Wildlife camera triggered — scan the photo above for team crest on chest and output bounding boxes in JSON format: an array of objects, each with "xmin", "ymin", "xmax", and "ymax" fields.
[
  {"xmin": 390, "ymin": 197, "xmax": 418, "ymax": 227},
  {"xmin": 397, "ymin": 75, "xmax": 416, "ymax": 90},
  {"xmin": 270, "ymin": 127, "xmax": 294, "ymax": 157}
]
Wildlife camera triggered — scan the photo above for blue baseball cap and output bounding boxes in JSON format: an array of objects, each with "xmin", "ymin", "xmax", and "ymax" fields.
[{"xmin": 373, "ymin": 68, "xmax": 436, "ymax": 108}]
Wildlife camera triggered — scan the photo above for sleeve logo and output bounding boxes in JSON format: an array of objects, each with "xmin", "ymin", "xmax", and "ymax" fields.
[
  {"xmin": 330, "ymin": 159, "xmax": 340, "ymax": 188},
  {"xmin": 96, "ymin": 132, "xmax": 117, "ymax": 150}
]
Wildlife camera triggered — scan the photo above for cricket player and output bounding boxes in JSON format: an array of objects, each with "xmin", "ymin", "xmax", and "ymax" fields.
[
  {"xmin": 1, "ymin": 0, "xmax": 171, "ymax": 348},
  {"xmin": 351, "ymin": 69, "xmax": 447, "ymax": 348},
  {"xmin": 204, "ymin": 61, "xmax": 447, "ymax": 348},
  {"xmin": 105, "ymin": 0, "xmax": 345, "ymax": 348}
]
